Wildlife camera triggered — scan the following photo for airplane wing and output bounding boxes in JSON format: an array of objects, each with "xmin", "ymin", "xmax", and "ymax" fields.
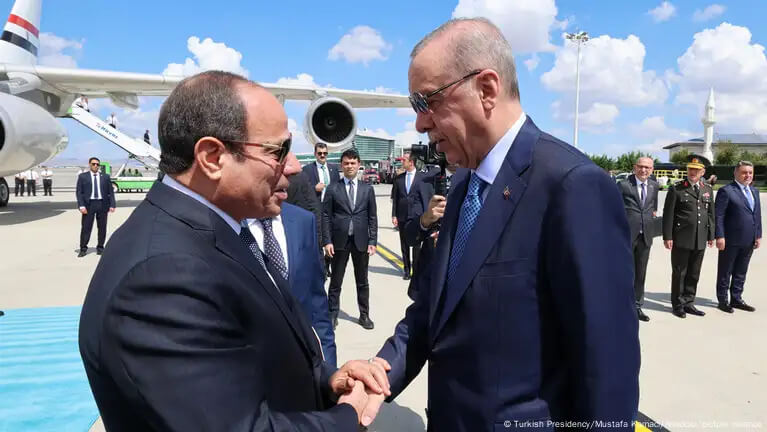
[{"xmin": 0, "ymin": 64, "xmax": 411, "ymax": 108}]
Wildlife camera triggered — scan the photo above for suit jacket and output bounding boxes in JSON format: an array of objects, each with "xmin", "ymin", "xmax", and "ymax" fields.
[
  {"xmin": 377, "ymin": 117, "xmax": 640, "ymax": 431},
  {"xmin": 78, "ymin": 181, "xmax": 356, "ymax": 432},
  {"xmin": 715, "ymin": 182, "xmax": 762, "ymax": 247},
  {"xmin": 286, "ymin": 171, "xmax": 323, "ymax": 248},
  {"xmin": 282, "ymin": 202, "xmax": 337, "ymax": 367},
  {"xmin": 391, "ymin": 170, "xmax": 423, "ymax": 222},
  {"xmin": 302, "ymin": 161, "xmax": 340, "ymax": 200},
  {"xmin": 617, "ymin": 175, "xmax": 659, "ymax": 245},
  {"xmin": 322, "ymin": 179, "xmax": 377, "ymax": 252},
  {"xmin": 403, "ymin": 173, "xmax": 437, "ymax": 248},
  {"xmin": 662, "ymin": 179, "xmax": 715, "ymax": 249},
  {"xmin": 76, "ymin": 171, "xmax": 116, "ymax": 208}
]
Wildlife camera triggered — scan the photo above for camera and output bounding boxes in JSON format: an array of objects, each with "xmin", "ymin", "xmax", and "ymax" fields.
[{"xmin": 410, "ymin": 141, "xmax": 448, "ymax": 196}]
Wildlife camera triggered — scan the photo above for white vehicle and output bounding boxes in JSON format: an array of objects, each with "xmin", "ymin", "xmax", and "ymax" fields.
[{"xmin": 0, "ymin": 0, "xmax": 409, "ymax": 206}]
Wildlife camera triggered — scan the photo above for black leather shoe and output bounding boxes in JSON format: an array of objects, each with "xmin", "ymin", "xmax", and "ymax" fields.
[
  {"xmin": 358, "ymin": 315, "xmax": 374, "ymax": 330},
  {"xmin": 637, "ymin": 308, "xmax": 650, "ymax": 322},
  {"xmin": 718, "ymin": 302, "xmax": 734, "ymax": 313},
  {"xmin": 77, "ymin": 249, "xmax": 87, "ymax": 257},
  {"xmin": 683, "ymin": 305, "xmax": 705, "ymax": 316},
  {"xmin": 672, "ymin": 308, "xmax": 687, "ymax": 318},
  {"xmin": 731, "ymin": 301, "xmax": 756, "ymax": 312},
  {"xmin": 96, "ymin": 248, "xmax": 104, "ymax": 256}
]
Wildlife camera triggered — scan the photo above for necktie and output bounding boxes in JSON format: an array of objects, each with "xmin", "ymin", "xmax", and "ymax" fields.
[
  {"xmin": 347, "ymin": 180, "xmax": 355, "ymax": 235},
  {"xmin": 640, "ymin": 183, "xmax": 646, "ymax": 206},
  {"xmin": 744, "ymin": 186, "xmax": 755, "ymax": 211},
  {"xmin": 447, "ymin": 173, "xmax": 486, "ymax": 283},
  {"xmin": 239, "ymin": 222, "xmax": 289, "ymax": 304},
  {"xmin": 321, "ymin": 164, "xmax": 329, "ymax": 184},
  {"xmin": 406, "ymin": 172, "xmax": 412, "ymax": 194},
  {"xmin": 693, "ymin": 184, "xmax": 699, "ymax": 195},
  {"xmin": 93, "ymin": 174, "xmax": 100, "ymax": 200},
  {"xmin": 259, "ymin": 218, "xmax": 289, "ymax": 280}
]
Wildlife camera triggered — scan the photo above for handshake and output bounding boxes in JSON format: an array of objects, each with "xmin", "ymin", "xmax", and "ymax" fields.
[{"xmin": 330, "ymin": 357, "xmax": 392, "ymax": 427}]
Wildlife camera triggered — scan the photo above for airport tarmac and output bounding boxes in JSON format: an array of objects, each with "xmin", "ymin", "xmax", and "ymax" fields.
[{"xmin": 1, "ymin": 168, "xmax": 766, "ymax": 431}]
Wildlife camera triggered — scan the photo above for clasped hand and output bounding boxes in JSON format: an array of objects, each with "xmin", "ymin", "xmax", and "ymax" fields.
[{"xmin": 331, "ymin": 357, "xmax": 391, "ymax": 426}]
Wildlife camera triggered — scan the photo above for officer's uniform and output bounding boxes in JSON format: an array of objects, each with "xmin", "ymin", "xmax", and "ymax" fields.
[{"xmin": 662, "ymin": 156, "xmax": 715, "ymax": 315}]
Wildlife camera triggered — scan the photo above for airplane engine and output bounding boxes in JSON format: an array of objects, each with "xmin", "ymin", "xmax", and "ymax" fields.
[
  {"xmin": 0, "ymin": 93, "xmax": 67, "ymax": 177},
  {"xmin": 303, "ymin": 97, "xmax": 356, "ymax": 153}
]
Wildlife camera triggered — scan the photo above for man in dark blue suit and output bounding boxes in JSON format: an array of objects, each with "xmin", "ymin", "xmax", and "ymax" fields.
[
  {"xmin": 714, "ymin": 160, "xmax": 762, "ymax": 313},
  {"xmin": 243, "ymin": 202, "xmax": 337, "ymax": 366},
  {"xmin": 79, "ymin": 71, "xmax": 388, "ymax": 431},
  {"xmin": 303, "ymin": 142, "xmax": 340, "ymax": 277},
  {"xmin": 75, "ymin": 157, "xmax": 116, "ymax": 257},
  {"xmin": 363, "ymin": 19, "xmax": 640, "ymax": 431},
  {"xmin": 391, "ymin": 151, "xmax": 424, "ymax": 280}
]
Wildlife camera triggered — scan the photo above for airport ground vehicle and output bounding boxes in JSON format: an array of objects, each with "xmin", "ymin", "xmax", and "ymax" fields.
[{"xmin": 100, "ymin": 162, "xmax": 156, "ymax": 193}]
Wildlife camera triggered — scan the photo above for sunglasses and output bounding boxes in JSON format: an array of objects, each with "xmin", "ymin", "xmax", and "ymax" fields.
[
  {"xmin": 409, "ymin": 70, "xmax": 482, "ymax": 113},
  {"xmin": 90, "ymin": 162, "xmax": 100, "ymax": 166},
  {"xmin": 316, "ymin": 152, "xmax": 328, "ymax": 156},
  {"xmin": 225, "ymin": 134, "xmax": 292, "ymax": 164}
]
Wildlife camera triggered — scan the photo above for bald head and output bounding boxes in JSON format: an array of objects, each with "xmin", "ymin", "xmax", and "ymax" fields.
[{"xmin": 411, "ymin": 18, "xmax": 519, "ymax": 101}]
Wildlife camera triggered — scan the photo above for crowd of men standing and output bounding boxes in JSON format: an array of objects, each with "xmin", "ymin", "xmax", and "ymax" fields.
[{"xmin": 618, "ymin": 154, "xmax": 761, "ymax": 321}]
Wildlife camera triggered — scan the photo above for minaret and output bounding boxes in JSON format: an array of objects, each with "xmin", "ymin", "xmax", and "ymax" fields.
[{"xmin": 702, "ymin": 88, "xmax": 715, "ymax": 162}]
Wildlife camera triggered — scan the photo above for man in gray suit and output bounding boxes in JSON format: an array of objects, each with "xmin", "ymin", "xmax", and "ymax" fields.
[{"xmin": 618, "ymin": 157, "xmax": 659, "ymax": 321}]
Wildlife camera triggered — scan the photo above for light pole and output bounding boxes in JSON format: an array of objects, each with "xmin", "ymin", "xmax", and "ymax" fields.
[{"xmin": 565, "ymin": 31, "xmax": 589, "ymax": 149}]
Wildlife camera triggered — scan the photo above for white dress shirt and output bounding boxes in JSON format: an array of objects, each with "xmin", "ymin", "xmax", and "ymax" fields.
[
  {"xmin": 161, "ymin": 175, "xmax": 241, "ymax": 234},
  {"xmin": 41, "ymin": 169, "xmax": 53, "ymax": 179},
  {"xmin": 473, "ymin": 112, "xmax": 527, "ymax": 202},
  {"xmin": 634, "ymin": 176, "xmax": 649, "ymax": 205},
  {"xmin": 89, "ymin": 172, "xmax": 102, "ymax": 200},
  {"xmin": 24, "ymin": 170, "xmax": 40, "ymax": 181},
  {"xmin": 315, "ymin": 162, "xmax": 331, "ymax": 201},
  {"xmin": 344, "ymin": 177, "xmax": 357, "ymax": 208},
  {"xmin": 244, "ymin": 217, "xmax": 289, "ymax": 271}
]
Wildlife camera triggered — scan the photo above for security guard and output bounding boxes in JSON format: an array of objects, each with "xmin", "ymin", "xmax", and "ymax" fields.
[{"xmin": 662, "ymin": 154, "xmax": 715, "ymax": 318}]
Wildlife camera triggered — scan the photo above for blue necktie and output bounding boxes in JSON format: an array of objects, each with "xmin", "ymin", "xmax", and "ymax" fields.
[
  {"xmin": 447, "ymin": 173, "xmax": 486, "ymax": 283},
  {"xmin": 744, "ymin": 186, "xmax": 755, "ymax": 211},
  {"xmin": 406, "ymin": 172, "xmax": 412, "ymax": 194}
]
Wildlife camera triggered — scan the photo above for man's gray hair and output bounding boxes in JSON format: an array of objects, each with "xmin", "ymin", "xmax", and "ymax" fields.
[
  {"xmin": 636, "ymin": 156, "xmax": 654, "ymax": 165},
  {"xmin": 411, "ymin": 17, "xmax": 520, "ymax": 101},
  {"xmin": 736, "ymin": 160, "xmax": 754, "ymax": 170}
]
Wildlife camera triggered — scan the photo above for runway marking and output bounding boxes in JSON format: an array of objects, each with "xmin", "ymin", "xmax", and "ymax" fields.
[
  {"xmin": 376, "ymin": 243, "xmax": 404, "ymax": 270},
  {"xmin": 376, "ymin": 240, "xmax": 665, "ymax": 432}
]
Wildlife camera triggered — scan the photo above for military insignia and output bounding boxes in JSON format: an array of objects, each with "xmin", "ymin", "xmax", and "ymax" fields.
[
  {"xmin": 703, "ymin": 192, "xmax": 710, "ymax": 199},
  {"xmin": 503, "ymin": 186, "xmax": 511, "ymax": 200},
  {"xmin": 683, "ymin": 180, "xmax": 689, "ymax": 187}
]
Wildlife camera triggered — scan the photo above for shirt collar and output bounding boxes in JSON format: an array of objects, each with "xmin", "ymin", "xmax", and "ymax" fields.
[
  {"xmin": 474, "ymin": 112, "xmax": 526, "ymax": 185},
  {"xmin": 244, "ymin": 215, "xmax": 282, "ymax": 229},
  {"xmin": 635, "ymin": 176, "xmax": 647, "ymax": 187},
  {"xmin": 345, "ymin": 177, "xmax": 356, "ymax": 185},
  {"xmin": 162, "ymin": 175, "xmax": 241, "ymax": 234},
  {"xmin": 735, "ymin": 180, "xmax": 750, "ymax": 190}
]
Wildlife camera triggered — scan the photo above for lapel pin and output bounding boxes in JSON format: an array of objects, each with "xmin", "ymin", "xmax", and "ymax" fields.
[{"xmin": 503, "ymin": 186, "xmax": 511, "ymax": 200}]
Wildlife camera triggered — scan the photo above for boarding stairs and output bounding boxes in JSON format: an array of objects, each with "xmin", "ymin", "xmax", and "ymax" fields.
[{"xmin": 67, "ymin": 104, "xmax": 160, "ymax": 168}]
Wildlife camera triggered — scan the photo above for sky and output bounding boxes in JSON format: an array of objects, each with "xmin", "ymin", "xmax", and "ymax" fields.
[{"xmin": 15, "ymin": 0, "xmax": 767, "ymax": 163}]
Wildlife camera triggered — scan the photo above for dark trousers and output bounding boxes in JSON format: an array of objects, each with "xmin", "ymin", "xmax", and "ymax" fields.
[
  {"xmin": 670, "ymin": 247, "xmax": 706, "ymax": 309},
  {"xmin": 14, "ymin": 178, "xmax": 24, "ymax": 196},
  {"xmin": 632, "ymin": 235, "xmax": 651, "ymax": 307},
  {"xmin": 43, "ymin": 179, "xmax": 53, "ymax": 196},
  {"xmin": 80, "ymin": 200, "xmax": 109, "ymax": 250},
  {"xmin": 328, "ymin": 236, "xmax": 370, "ymax": 317},
  {"xmin": 25, "ymin": 180, "xmax": 36, "ymax": 196},
  {"xmin": 398, "ymin": 225, "xmax": 421, "ymax": 275},
  {"xmin": 716, "ymin": 246, "xmax": 754, "ymax": 303}
]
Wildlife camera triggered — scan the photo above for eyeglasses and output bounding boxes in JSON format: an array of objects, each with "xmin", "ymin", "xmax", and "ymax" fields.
[
  {"xmin": 409, "ymin": 70, "xmax": 482, "ymax": 113},
  {"xmin": 90, "ymin": 162, "xmax": 100, "ymax": 166},
  {"xmin": 316, "ymin": 152, "xmax": 328, "ymax": 156},
  {"xmin": 224, "ymin": 135, "xmax": 292, "ymax": 164}
]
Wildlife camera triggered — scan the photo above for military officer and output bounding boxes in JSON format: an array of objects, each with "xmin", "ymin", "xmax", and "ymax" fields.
[{"xmin": 662, "ymin": 154, "xmax": 715, "ymax": 318}]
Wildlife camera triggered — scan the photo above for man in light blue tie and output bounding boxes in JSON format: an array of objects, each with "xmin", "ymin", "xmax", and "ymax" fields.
[
  {"xmin": 367, "ymin": 18, "xmax": 639, "ymax": 430},
  {"xmin": 714, "ymin": 160, "xmax": 762, "ymax": 313},
  {"xmin": 391, "ymin": 152, "xmax": 422, "ymax": 279}
]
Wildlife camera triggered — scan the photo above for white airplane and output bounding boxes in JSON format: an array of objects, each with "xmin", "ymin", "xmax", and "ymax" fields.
[{"xmin": 0, "ymin": 0, "xmax": 409, "ymax": 206}]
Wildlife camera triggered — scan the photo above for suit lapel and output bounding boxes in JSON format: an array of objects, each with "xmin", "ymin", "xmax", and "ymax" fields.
[
  {"xmin": 430, "ymin": 117, "xmax": 538, "ymax": 342},
  {"xmin": 212, "ymin": 217, "xmax": 316, "ymax": 360},
  {"xmin": 627, "ymin": 175, "xmax": 642, "ymax": 207},
  {"xmin": 427, "ymin": 170, "xmax": 466, "ymax": 332}
]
